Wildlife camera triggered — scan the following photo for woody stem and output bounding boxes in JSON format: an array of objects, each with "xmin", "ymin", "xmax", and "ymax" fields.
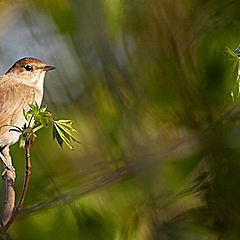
[{"xmin": 3, "ymin": 142, "xmax": 31, "ymax": 232}]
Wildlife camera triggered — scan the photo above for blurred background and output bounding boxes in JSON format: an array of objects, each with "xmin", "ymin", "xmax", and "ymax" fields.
[{"xmin": 1, "ymin": 0, "xmax": 240, "ymax": 239}]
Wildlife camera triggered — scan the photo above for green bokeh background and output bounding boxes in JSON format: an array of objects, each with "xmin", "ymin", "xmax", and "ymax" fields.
[{"xmin": 1, "ymin": 0, "xmax": 240, "ymax": 239}]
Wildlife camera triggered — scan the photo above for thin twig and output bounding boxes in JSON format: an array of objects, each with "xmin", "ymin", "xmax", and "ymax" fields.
[{"xmin": 3, "ymin": 143, "xmax": 31, "ymax": 232}]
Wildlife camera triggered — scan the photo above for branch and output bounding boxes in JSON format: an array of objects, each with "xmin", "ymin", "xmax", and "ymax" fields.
[
  {"xmin": 0, "ymin": 147, "xmax": 15, "ymax": 228},
  {"xmin": 3, "ymin": 144, "xmax": 31, "ymax": 232},
  {"xmin": 21, "ymin": 100, "xmax": 240, "ymax": 214}
]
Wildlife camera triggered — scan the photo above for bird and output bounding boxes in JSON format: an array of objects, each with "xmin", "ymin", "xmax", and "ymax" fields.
[{"xmin": 0, "ymin": 57, "xmax": 55, "ymax": 178}]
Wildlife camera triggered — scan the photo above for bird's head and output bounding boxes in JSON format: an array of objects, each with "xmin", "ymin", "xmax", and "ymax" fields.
[{"xmin": 6, "ymin": 57, "xmax": 55, "ymax": 88}]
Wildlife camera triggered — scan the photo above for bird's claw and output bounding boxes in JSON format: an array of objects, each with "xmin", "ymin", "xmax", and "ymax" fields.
[{"xmin": 1, "ymin": 165, "xmax": 16, "ymax": 180}]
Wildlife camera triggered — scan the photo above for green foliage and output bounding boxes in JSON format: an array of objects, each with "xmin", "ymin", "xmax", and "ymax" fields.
[
  {"xmin": 3, "ymin": 0, "xmax": 240, "ymax": 239},
  {"xmin": 10, "ymin": 103, "xmax": 79, "ymax": 149},
  {"xmin": 226, "ymin": 47, "xmax": 240, "ymax": 102}
]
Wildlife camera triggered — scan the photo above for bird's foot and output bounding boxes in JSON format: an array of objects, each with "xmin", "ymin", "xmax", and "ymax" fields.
[
  {"xmin": 1, "ymin": 165, "xmax": 16, "ymax": 180},
  {"xmin": 0, "ymin": 150, "xmax": 16, "ymax": 180}
]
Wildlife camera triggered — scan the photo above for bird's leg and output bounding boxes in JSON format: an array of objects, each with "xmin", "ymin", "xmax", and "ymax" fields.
[
  {"xmin": 0, "ymin": 146, "xmax": 15, "ymax": 227},
  {"xmin": 0, "ymin": 147, "xmax": 15, "ymax": 180}
]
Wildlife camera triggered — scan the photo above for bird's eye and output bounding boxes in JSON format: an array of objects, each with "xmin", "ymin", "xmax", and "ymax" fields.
[{"xmin": 24, "ymin": 65, "xmax": 32, "ymax": 71}]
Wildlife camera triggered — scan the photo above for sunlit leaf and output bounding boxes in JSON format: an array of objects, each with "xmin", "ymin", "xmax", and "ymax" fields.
[
  {"xmin": 226, "ymin": 47, "xmax": 239, "ymax": 60},
  {"xmin": 33, "ymin": 125, "xmax": 44, "ymax": 133},
  {"xmin": 53, "ymin": 123, "xmax": 64, "ymax": 148},
  {"xmin": 54, "ymin": 120, "xmax": 80, "ymax": 143},
  {"xmin": 1, "ymin": 102, "xmax": 79, "ymax": 150},
  {"xmin": 54, "ymin": 123, "xmax": 73, "ymax": 149},
  {"xmin": 19, "ymin": 137, "xmax": 25, "ymax": 148}
]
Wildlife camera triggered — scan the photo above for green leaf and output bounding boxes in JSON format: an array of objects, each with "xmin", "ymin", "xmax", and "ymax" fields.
[
  {"xmin": 23, "ymin": 109, "xmax": 31, "ymax": 121},
  {"xmin": 226, "ymin": 47, "xmax": 239, "ymax": 60},
  {"xmin": 53, "ymin": 124, "xmax": 64, "ymax": 148},
  {"xmin": 33, "ymin": 125, "xmax": 44, "ymax": 133},
  {"xmin": 56, "ymin": 120, "xmax": 75, "ymax": 131},
  {"xmin": 54, "ymin": 123, "xmax": 73, "ymax": 149},
  {"xmin": 19, "ymin": 137, "xmax": 25, "ymax": 148},
  {"xmin": 40, "ymin": 105, "xmax": 47, "ymax": 112},
  {"xmin": 18, "ymin": 102, "xmax": 79, "ymax": 149},
  {"xmin": 54, "ymin": 120, "xmax": 80, "ymax": 143}
]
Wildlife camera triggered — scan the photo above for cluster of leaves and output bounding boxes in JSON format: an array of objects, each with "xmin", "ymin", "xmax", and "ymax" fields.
[
  {"xmin": 13, "ymin": 103, "xmax": 79, "ymax": 149},
  {"xmin": 226, "ymin": 47, "xmax": 240, "ymax": 102}
]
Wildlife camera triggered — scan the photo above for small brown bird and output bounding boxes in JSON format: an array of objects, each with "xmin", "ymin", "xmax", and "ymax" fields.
[{"xmin": 0, "ymin": 57, "xmax": 55, "ymax": 177}]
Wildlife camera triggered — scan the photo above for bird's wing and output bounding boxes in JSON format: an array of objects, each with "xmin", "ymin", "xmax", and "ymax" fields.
[{"xmin": 0, "ymin": 79, "xmax": 40, "ymax": 136}]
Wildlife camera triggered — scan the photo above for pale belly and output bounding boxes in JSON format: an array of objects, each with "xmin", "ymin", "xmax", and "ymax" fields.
[
  {"xmin": 0, "ymin": 90, "xmax": 43, "ymax": 149},
  {"xmin": 0, "ymin": 115, "xmax": 27, "ymax": 148}
]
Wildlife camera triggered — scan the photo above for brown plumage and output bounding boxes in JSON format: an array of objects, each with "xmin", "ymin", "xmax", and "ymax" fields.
[
  {"xmin": 0, "ymin": 81, "xmax": 41, "ymax": 145},
  {"xmin": 0, "ymin": 57, "xmax": 55, "ymax": 176}
]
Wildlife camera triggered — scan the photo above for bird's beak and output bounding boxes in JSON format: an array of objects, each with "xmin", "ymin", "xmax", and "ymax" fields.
[{"xmin": 43, "ymin": 66, "xmax": 55, "ymax": 71}]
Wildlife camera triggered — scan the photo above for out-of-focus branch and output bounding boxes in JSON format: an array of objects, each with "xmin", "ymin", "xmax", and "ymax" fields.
[{"xmin": 21, "ymin": 100, "xmax": 240, "ymax": 214}]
